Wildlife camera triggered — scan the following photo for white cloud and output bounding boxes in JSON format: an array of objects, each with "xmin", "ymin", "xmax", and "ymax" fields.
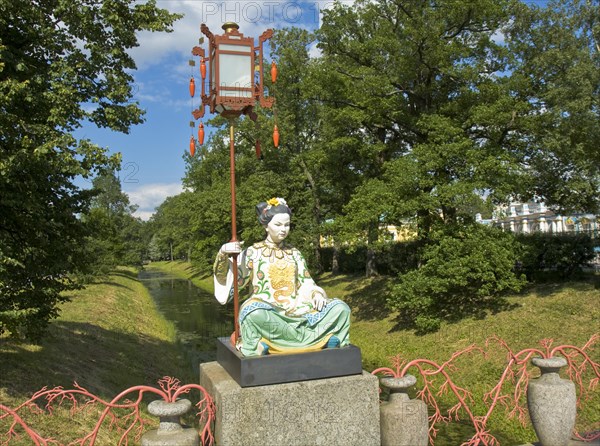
[
  {"xmin": 133, "ymin": 210, "xmax": 156, "ymax": 221},
  {"xmin": 307, "ymin": 40, "xmax": 322, "ymax": 58},
  {"xmin": 124, "ymin": 182, "xmax": 184, "ymax": 220},
  {"xmin": 129, "ymin": 1, "xmax": 331, "ymax": 70}
]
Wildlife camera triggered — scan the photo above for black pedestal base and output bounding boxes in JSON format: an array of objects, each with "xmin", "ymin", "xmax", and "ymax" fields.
[{"xmin": 216, "ymin": 337, "xmax": 363, "ymax": 387}]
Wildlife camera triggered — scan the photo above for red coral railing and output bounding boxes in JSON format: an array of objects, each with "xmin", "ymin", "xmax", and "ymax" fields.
[
  {"xmin": 0, "ymin": 377, "xmax": 215, "ymax": 446},
  {"xmin": 372, "ymin": 334, "xmax": 600, "ymax": 446},
  {"xmin": 3, "ymin": 337, "xmax": 598, "ymax": 445}
]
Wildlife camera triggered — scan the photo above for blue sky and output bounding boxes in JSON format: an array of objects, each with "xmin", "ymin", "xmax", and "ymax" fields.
[{"xmin": 75, "ymin": 1, "xmax": 337, "ymax": 220}]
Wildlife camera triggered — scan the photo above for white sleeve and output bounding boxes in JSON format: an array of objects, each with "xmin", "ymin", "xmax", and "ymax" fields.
[
  {"xmin": 213, "ymin": 249, "xmax": 250, "ymax": 305},
  {"xmin": 214, "ymin": 263, "xmax": 234, "ymax": 305}
]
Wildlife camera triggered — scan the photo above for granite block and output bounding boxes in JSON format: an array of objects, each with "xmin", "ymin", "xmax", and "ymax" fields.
[{"xmin": 199, "ymin": 361, "xmax": 380, "ymax": 446}]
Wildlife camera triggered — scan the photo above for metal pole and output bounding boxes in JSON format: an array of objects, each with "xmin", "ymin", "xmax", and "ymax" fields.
[{"xmin": 229, "ymin": 119, "xmax": 241, "ymax": 344}]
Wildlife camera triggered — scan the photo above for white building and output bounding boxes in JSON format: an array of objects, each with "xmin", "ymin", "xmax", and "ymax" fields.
[{"xmin": 476, "ymin": 202, "xmax": 599, "ymax": 236}]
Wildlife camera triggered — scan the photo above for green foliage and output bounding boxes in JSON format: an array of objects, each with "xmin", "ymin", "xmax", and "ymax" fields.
[
  {"xmin": 147, "ymin": 234, "xmax": 163, "ymax": 262},
  {"xmin": 310, "ymin": 0, "xmax": 536, "ymax": 280},
  {"xmin": 388, "ymin": 224, "xmax": 526, "ymax": 332},
  {"xmin": 79, "ymin": 171, "xmax": 148, "ymax": 277},
  {"xmin": 312, "ymin": 0, "xmax": 598, "ymax": 274},
  {"xmin": 506, "ymin": 0, "xmax": 600, "ymax": 213},
  {"xmin": 516, "ymin": 232, "xmax": 596, "ymax": 280},
  {"xmin": 0, "ymin": 0, "xmax": 179, "ymax": 339},
  {"xmin": 150, "ymin": 192, "xmax": 198, "ymax": 263},
  {"xmin": 321, "ymin": 239, "xmax": 422, "ymax": 276}
]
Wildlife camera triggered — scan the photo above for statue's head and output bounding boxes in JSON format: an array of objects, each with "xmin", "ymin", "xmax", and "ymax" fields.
[{"xmin": 256, "ymin": 197, "xmax": 292, "ymax": 226}]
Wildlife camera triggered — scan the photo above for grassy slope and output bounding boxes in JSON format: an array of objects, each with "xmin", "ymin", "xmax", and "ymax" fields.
[
  {"xmin": 0, "ymin": 267, "xmax": 194, "ymax": 445},
  {"xmin": 146, "ymin": 261, "xmax": 213, "ymax": 291},
  {"xmin": 150, "ymin": 261, "xmax": 600, "ymax": 444},
  {"xmin": 319, "ymin": 273, "xmax": 600, "ymax": 444}
]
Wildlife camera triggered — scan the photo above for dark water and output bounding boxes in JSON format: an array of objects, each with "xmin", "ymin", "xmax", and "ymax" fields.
[{"xmin": 138, "ymin": 268, "xmax": 233, "ymax": 374}]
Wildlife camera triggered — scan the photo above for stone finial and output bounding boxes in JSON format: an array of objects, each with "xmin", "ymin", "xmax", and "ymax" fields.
[{"xmin": 532, "ymin": 356, "xmax": 567, "ymax": 374}]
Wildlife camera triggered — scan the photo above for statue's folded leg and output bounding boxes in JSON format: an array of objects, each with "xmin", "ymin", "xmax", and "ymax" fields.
[
  {"xmin": 323, "ymin": 301, "xmax": 351, "ymax": 347},
  {"xmin": 239, "ymin": 301, "xmax": 351, "ymax": 356}
]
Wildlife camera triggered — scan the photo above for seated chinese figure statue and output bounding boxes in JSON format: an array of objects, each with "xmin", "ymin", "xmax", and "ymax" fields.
[{"xmin": 213, "ymin": 197, "xmax": 351, "ymax": 357}]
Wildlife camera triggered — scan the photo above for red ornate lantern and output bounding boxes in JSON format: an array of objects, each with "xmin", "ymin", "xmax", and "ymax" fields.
[
  {"xmin": 189, "ymin": 77, "xmax": 195, "ymax": 97},
  {"xmin": 200, "ymin": 59, "xmax": 207, "ymax": 80},
  {"xmin": 271, "ymin": 61, "xmax": 278, "ymax": 84},
  {"xmin": 273, "ymin": 125, "xmax": 280, "ymax": 148},
  {"xmin": 189, "ymin": 136, "xmax": 195, "ymax": 157},
  {"xmin": 192, "ymin": 23, "xmax": 275, "ymax": 120},
  {"xmin": 198, "ymin": 122, "xmax": 205, "ymax": 145}
]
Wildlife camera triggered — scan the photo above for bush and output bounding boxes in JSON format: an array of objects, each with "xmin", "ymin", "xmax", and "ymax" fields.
[
  {"xmin": 516, "ymin": 232, "xmax": 596, "ymax": 280},
  {"xmin": 320, "ymin": 245, "xmax": 366, "ymax": 274},
  {"xmin": 320, "ymin": 239, "xmax": 422, "ymax": 275},
  {"xmin": 387, "ymin": 224, "xmax": 526, "ymax": 333}
]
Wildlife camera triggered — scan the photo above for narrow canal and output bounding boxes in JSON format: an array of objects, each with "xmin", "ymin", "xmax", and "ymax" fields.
[{"xmin": 138, "ymin": 268, "xmax": 233, "ymax": 375}]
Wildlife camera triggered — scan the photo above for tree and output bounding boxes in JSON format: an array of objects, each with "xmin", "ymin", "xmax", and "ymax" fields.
[
  {"xmin": 84, "ymin": 171, "xmax": 147, "ymax": 271},
  {"xmin": 388, "ymin": 224, "xmax": 526, "ymax": 332},
  {"xmin": 312, "ymin": 0, "xmax": 599, "ymax": 327},
  {"xmin": 0, "ymin": 0, "xmax": 180, "ymax": 339},
  {"xmin": 150, "ymin": 192, "xmax": 198, "ymax": 262},
  {"xmin": 313, "ymin": 0, "xmax": 524, "ymax": 275},
  {"xmin": 147, "ymin": 234, "xmax": 163, "ymax": 262},
  {"xmin": 506, "ymin": 0, "xmax": 600, "ymax": 213}
]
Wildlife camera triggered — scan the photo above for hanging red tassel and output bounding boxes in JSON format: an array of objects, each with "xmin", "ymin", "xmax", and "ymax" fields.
[
  {"xmin": 200, "ymin": 59, "xmax": 207, "ymax": 80},
  {"xmin": 270, "ymin": 61, "xmax": 278, "ymax": 84},
  {"xmin": 189, "ymin": 136, "xmax": 196, "ymax": 157},
  {"xmin": 255, "ymin": 140, "xmax": 261, "ymax": 159},
  {"xmin": 198, "ymin": 122, "xmax": 205, "ymax": 145},
  {"xmin": 189, "ymin": 77, "xmax": 195, "ymax": 97},
  {"xmin": 273, "ymin": 125, "xmax": 280, "ymax": 148}
]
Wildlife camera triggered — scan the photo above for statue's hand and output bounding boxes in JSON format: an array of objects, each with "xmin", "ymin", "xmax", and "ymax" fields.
[
  {"xmin": 220, "ymin": 241, "xmax": 244, "ymax": 255},
  {"xmin": 312, "ymin": 288, "xmax": 329, "ymax": 312}
]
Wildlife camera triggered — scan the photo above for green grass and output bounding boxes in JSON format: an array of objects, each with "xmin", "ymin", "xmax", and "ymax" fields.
[
  {"xmin": 0, "ymin": 267, "xmax": 195, "ymax": 445},
  {"xmin": 149, "ymin": 261, "xmax": 600, "ymax": 445}
]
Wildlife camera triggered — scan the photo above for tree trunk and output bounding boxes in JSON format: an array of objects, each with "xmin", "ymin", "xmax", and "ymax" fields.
[
  {"xmin": 332, "ymin": 245, "xmax": 340, "ymax": 275},
  {"xmin": 366, "ymin": 221, "xmax": 379, "ymax": 277},
  {"xmin": 298, "ymin": 157, "xmax": 323, "ymax": 273},
  {"xmin": 366, "ymin": 247, "xmax": 377, "ymax": 277},
  {"xmin": 442, "ymin": 205, "xmax": 457, "ymax": 225},
  {"xmin": 169, "ymin": 242, "xmax": 173, "ymax": 262}
]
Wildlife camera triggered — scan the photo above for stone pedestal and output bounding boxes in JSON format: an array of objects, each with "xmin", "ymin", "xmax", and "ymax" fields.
[
  {"xmin": 216, "ymin": 337, "xmax": 363, "ymax": 387},
  {"xmin": 199, "ymin": 361, "xmax": 380, "ymax": 446}
]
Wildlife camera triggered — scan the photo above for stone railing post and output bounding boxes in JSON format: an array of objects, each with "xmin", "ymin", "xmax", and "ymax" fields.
[
  {"xmin": 379, "ymin": 375, "xmax": 428, "ymax": 446},
  {"xmin": 141, "ymin": 399, "xmax": 199, "ymax": 446},
  {"xmin": 527, "ymin": 357, "xmax": 576, "ymax": 446}
]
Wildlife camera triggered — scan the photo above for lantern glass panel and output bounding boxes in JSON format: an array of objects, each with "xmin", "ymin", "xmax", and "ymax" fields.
[{"xmin": 219, "ymin": 53, "xmax": 252, "ymax": 97}]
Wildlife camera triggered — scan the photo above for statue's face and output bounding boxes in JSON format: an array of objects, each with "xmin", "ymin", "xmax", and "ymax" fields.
[{"xmin": 265, "ymin": 212, "xmax": 290, "ymax": 244}]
